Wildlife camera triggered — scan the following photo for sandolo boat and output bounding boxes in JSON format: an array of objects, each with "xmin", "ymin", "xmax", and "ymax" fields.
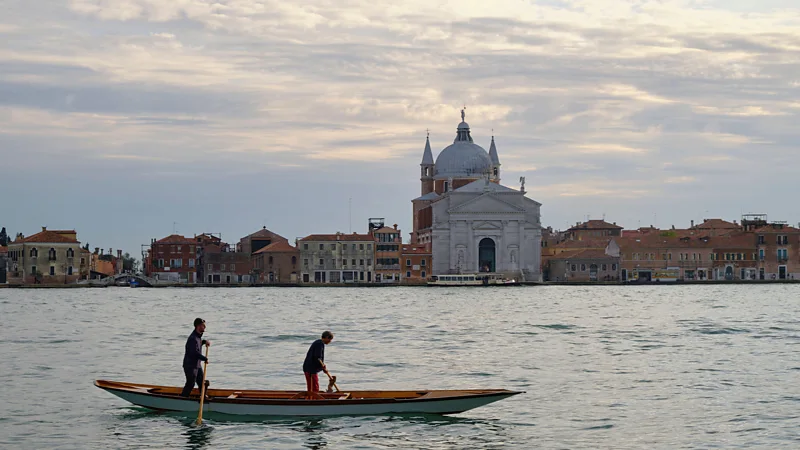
[{"xmin": 94, "ymin": 379, "xmax": 522, "ymax": 417}]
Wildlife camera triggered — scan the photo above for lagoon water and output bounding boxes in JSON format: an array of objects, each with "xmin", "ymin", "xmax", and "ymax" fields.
[{"xmin": 1, "ymin": 285, "xmax": 799, "ymax": 449}]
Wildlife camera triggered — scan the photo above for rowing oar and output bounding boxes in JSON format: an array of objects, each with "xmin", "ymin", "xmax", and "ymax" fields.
[
  {"xmin": 319, "ymin": 359, "xmax": 340, "ymax": 393},
  {"xmin": 194, "ymin": 345, "xmax": 210, "ymax": 426}
]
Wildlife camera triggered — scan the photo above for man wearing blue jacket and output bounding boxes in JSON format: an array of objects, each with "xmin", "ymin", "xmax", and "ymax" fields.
[
  {"xmin": 303, "ymin": 331, "xmax": 334, "ymax": 399},
  {"xmin": 181, "ymin": 318, "xmax": 211, "ymax": 397}
]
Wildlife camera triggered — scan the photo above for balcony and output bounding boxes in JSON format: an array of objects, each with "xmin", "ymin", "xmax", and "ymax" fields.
[{"xmin": 375, "ymin": 264, "xmax": 401, "ymax": 270}]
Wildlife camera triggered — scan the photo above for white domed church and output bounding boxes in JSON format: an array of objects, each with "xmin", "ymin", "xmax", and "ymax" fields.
[{"xmin": 411, "ymin": 110, "xmax": 543, "ymax": 281}]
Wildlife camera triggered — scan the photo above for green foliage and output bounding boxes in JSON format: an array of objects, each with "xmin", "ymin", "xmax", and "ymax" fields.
[
  {"xmin": 0, "ymin": 227, "xmax": 8, "ymax": 246},
  {"xmin": 659, "ymin": 230, "xmax": 677, "ymax": 237}
]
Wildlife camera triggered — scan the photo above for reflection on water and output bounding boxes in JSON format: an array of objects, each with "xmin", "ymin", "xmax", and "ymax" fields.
[
  {"xmin": 181, "ymin": 421, "xmax": 213, "ymax": 450},
  {"xmin": 2, "ymin": 286, "xmax": 799, "ymax": 448}
]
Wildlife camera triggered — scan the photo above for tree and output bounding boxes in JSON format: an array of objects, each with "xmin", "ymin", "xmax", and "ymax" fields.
[
  {"xmin": 122, "ymin": 252, "xmax": 138, "ymax": 272},
  {"xmin": 0, "ymin": 227, "xmax": 8, "ymax": 246}
]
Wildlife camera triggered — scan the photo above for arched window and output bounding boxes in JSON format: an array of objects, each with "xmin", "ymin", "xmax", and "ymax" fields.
[
  {"xmin": 49, "ymin": 248, "xmax": 57, "ymax": 261},
  {"xmin": 66, "ymin": 248, "xmax": 74, "ymax": 258},
  {"xmin": 493, "ymin": 167, "xmax": 498, "ymax": 176},
  {"xmin": 30, "ymin": 248, "xmax": 38, "ymax": 258},
  {"xmin": 291, "ymin": 256, "xmax": 297, "ymax": 266},
  {"xmin": 268, "ymin": 256, "xmax": 274, "ymax": 265}
]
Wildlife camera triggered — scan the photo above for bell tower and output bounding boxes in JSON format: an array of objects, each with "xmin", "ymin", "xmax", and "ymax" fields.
[{"xmin": 420, "ymin": 131, "xmax": 434, "ymax": 195}]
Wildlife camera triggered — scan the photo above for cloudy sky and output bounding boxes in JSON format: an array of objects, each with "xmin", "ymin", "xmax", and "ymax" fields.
[{"xmin": 3, "ymin": 0, "xmax": 800, "ymax": 255}]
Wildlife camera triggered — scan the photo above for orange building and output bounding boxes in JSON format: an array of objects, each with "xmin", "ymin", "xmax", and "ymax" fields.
[{"xmin": 401, "ymin": 243, "xmax": 432, "ymax": 284}]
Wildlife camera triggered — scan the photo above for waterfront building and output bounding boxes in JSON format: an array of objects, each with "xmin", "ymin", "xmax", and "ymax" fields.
[
  {"xmin": 401, "ymin": 243, "xmax": 431, "ymax": 284},
  {"xmin": 239, "ymin": 227, "xmax": 286, "ymax": 255},
  {"xmin": 369, "ymin": 219, "xmax": 403, "ymax": 283},
  {"xmin": 144, "ymin": 234, "xmax": 197, "ymax": 283},
  {"xmin": 202, "ymin": 244, "xmax": 252, "ymax": 284},
  {"xmin": 0, "ymin": 245, "xmax": 7, "ymax": 284},
  {"xmin": 252, "ymin": 240, "xmax": 300, "ymax": 283},
  {"xmin": 565, "ymin": 220, "xmax": 623, "ymax": 240},
  {"xmin": 6, "ymin": 227, "xmax": 82, "ymax": 285},
  {"xmin": 412, "ymin": 110, "xmax": 542, "ymax": 281},
  {"xmin": 298, "ymin": 233, "xmax": 375, "ymax": 283}
]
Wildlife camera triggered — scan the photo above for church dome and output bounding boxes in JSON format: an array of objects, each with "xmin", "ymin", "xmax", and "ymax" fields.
[
  {"xmin": 434, "ymin": 142, "xmax": 493, "ymax": 180},
  {"xmin": 433, "ymin": 109, "xmax": 493, "ymax": 180}
]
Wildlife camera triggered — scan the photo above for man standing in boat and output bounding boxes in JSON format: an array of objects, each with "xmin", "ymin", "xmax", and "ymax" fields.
[
  {"xmin": 303, "ymin": 331, "xmax": 334, "ymax": 399},
  {"xmin": 181, "ymin": 317, "xmax": 211, "ymax": 398}
]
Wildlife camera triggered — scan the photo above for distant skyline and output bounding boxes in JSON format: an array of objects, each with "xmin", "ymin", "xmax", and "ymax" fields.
[{"xmin": 3, "ymin": 0, "xmax": 799, "ymax": 255}]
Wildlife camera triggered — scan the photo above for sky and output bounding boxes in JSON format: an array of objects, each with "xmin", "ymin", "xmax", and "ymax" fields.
[{"xmin": 3, "ymin": 0, "xmax": 800, "ymax": 257}]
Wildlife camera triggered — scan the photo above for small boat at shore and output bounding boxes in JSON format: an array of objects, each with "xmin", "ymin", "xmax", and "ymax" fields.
[{"xmin": 95, "ymin": 380, "xmax": 522, "ymax": 417}]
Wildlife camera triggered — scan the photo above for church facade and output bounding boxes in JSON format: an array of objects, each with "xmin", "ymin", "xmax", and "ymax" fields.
[{"xmin": 411, "ymin": 110, "xmax": 543, "ymax": 281}]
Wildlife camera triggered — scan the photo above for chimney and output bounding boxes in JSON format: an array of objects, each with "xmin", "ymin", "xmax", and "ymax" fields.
[
  {"xmin": 42, "ymin": 226, "xmax": 47, "ymax": 232},
  {"xmin": 393, "ymin": 224, "xmax": 398, "ymax": 230},
  {"xmin": 117, "ymin": 249, "xmax": 122, "ymax": 258},
  {"xmin": 691, "ymin": 220, "xmax": 694, "ymax": 227},
  {"xmin": 94, "ymin": 247, "xmax": 99, "ymax": 255}
]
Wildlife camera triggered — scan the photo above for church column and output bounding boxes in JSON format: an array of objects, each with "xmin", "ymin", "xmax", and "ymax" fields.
[
  {"xmin": 449, "ymin": 220, "xmax": 456, "ymax": 272},
  {"xmin": 501, "ymin": 220, "xmax": 508, "ymax": 272},
  {"xmin": 467, "ymin": 220, "xmax": 474, "ymax": 271},
  {"xmin": 517, "ymin": 220, "xmax": 524, "ymax": 273}
]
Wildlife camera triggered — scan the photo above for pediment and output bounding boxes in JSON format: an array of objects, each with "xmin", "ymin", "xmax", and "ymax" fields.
[
  {"xmin": 449, "ymin": 193, "xmax": 525, "ymax": 214},
  {"xmin": 472, "ymin": 221, "xmax": 502, "ymax": 230}
]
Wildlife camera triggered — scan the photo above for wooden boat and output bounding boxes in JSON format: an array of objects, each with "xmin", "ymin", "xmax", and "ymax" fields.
[{"xmin": 95, "ymin": 380, "xmax": 522, "ymax": 417}]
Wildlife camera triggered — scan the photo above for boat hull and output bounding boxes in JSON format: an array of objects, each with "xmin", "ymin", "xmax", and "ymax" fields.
[{"xmin": 95, "ymin": 380, "xmax": 521, "ymax": 417}]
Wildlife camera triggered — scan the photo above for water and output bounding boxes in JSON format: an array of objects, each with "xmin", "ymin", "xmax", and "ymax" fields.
[{"xmin": 1, "ymin": 285, "xmax": 799, "ymax": 449}]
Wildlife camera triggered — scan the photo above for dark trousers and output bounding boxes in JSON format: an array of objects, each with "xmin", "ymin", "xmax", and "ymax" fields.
[{"xmin": 181, "ymin": 366, "xmax": 204, "ymax": 397}]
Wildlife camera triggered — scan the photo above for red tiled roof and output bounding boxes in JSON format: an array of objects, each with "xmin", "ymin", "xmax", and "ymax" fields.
[
  {"xmin": 568, "ymin": 220, "xmax": 623, "ymax": 231},
  {"xmin": 299, "ymin": 233, "xmax": 374, "ymax": 242},
  {"xmin": 16, "ymin": 230, "xmax": 80, "ymax": 244},
  {"xmin": 691, "ymin": 218, "xmax": 740, "ymax": 230},
  {"xmin": 372, "ymin": 227, "xmax": 400, "ymax": 234},
  {"xmin": 549, "ymin": 249, "xmax": 616, "ymax": 260},
  {"xmin": 254, "ymin": 240, "xmax": 297, "ymax": 254},
  {"xmin": 750, "ymin": 224, "xmax": 800, "ymax": 233},
  {"xmin": 401, "ymin": 245, "xmax": 431, "ymax": 254},
  {"xmin": 154, "ymin": 234, "xmax": 195, "ymax": 245},
  {"xmin": 551, "ymin": 238, "xmax": 612, "ymax": 249},
  {"xmin": 243, "ymin": 227, "xmax": 287, "ymax": 241},
  {"xmin": 49, "ymin": 229, "xmax": 77, "ymax": 234}
]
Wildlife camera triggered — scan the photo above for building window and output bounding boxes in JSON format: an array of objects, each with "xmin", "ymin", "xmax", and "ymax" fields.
[
  {"xmin": 330, "ymin": 244, "xmax": 336, "ymax": 250},
  {"xmin": 359, "ymin": 244, "xmax": 364, "ymax": 250},
  {"xmin": 421, "ymin": 271, "xmax": 426, "ymax": 278},
  {"xmin": 319, "ymin": 244, "xmax": 324, "ymax": 250},
  {"xmin": 367, "ymin": 244, "xmax": 372, "ymax": 250},
  {"xmin": 50, "ymin": 266, "xmax": 55, "ymax": 275},
  {"xmin": 421, "ymin": 258, "xmax": 426, "ymax": 266},
  {"xmin": 319, "ymin": 258, "xmax": 324, "ymax": 265},
  {"xmin": 221, "ymin": 264, "xmax": 226, "ymax": 270},
  {"xmin": 759, "ymin": 249, "xmax": 764, "ymax": 260},
  {"xmin": 359, "ymin": 259, "xmax": 364, "ymax": 266},
  {"xmin": 406, "ymin": 259, "xmax": 411, "ymax": 266},
  {"xmin": 292, "ymin": 256, "xmax": 297, "ymax": 266},
  {"xmin": 602, "ymin": 264, "xmax": 607, "ymax": 271},
  {"xmin": 49, "ymin": 248, "xmax": 57, "ymax": 261},
  {"xmin": 30, "ymin": 248, "xmax": 38, "ymax": 258},
  {"xmin": 67, "ymin": 266, "xmax": 73, "ymax": 275},
  {"xmin": 304, "ymin": 243, "xmax": 308, "ymax": 250},
  {"xmin": 268, "ymin": 256, "xmax": 273, "ymax": 265},
  {"xmin": 351, "ymin": 259, "xmax": 356, "ymax": 266},
  {"xmin": 352, "ymin": 244, "xmax": 356, "ymax": 250},
  {"xmin": 304, "ymin": 258, "xmax": 309, "ymax": 266},
  {"xmin": 177, "ymin": 246, "xmax": 181, "ymax": 251},
  {"xmin": 231, "ymin": 264, "xmax": 236, "ymax": 270},
  {"xmin": 207, "ymin": 264, "xmax": 212, "ymax": 270},
  {"xmin": 580, "ymin": 264, "xmax": 586, "ymax": 271},
  {"xmin": 67, "ymin": 248, "xmax": 74, "ymax": 258},
  {"xmin": 612, "ymin": 264, "xmax": 617, "ymax": 271},
  {"xmin": 171, "ymin": 246, "xmax": 176, "ymax": 253},
  {"xmin": 570, "ymin": 264, "xmax": 577, "ymax": 271},
  {"xmin": 31, "ymin": 265, "xmax": 37, "ymax": 275},
  {"xmin": 406, "ymin": 271, "xmax": 412, "ymax": 278},
  {"xmin": 189, "ymin": 259, "xmax": 195, "ymax": 267}
]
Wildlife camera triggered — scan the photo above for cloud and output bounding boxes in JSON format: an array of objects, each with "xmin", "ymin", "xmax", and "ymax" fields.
[{"xmin": 1, "ymin": 0, "xmax": 800, "ymax": 253}]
